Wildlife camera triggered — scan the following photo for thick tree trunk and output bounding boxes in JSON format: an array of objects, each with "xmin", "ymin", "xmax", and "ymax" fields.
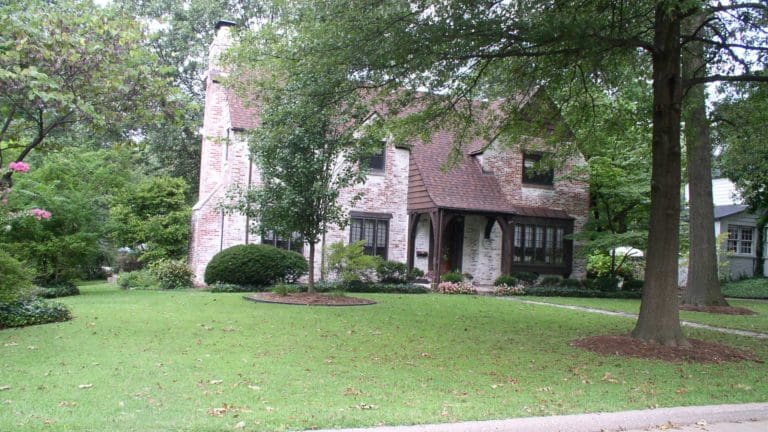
[
  {"xmin": 308, "ymin": 241, "xmax": 316, "ymax": 293},
  {"xmin": 681, "ymin": 12, "xmax": 728, "ymax": 307},
  {"xmin": 631, "ymin": 2, "xmax": 689, "ymax": 347}
]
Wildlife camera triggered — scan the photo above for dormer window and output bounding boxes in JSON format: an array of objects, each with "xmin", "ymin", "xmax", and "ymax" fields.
[{"xmin": 523, "ymin": 153, "xmax": 554, "ymax": 186}]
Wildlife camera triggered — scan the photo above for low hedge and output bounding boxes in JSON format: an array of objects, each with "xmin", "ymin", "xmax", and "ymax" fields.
[
  {"xmin": 304, "ymin": 281, "xmax": 429, "ymax": 294},
  {"xmin": 32, "ymin": 281, "xmax": 80, "ymax": 299},
  {"xmin": 208, "ymin": 282, "xmax": 265, "ymax": 293},
  {"xmin": 522, "ymin": 286, "xmax": 642, "ymax": 299},
  {"xmin": 0, "ymin": 297, "xmax": 72, "ymax": 329}
]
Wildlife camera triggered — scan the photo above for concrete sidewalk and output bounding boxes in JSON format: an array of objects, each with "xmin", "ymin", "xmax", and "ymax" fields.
[{"xmin": 312, "ymin": 403, "xmax": 768, "ymax": 432}]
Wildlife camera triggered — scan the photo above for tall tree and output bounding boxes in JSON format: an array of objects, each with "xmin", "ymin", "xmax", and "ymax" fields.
[
  {"xmin": 0, "ymin": 0, "xmax": 167, "ymax": 190},
  {"xmin": 681, "ymin": 12, "xmax": 726, "ymax": 306},
  {"xmin": 224, "ymin": 29, "xmax": 381, "ymax": 293},
  {"xmin": 248, "ymin": 0, "xmax": 768, "ymax": 345}
]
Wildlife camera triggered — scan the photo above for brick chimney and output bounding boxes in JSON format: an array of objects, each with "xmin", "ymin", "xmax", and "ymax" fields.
[{"xmin": 208, "ymin": 20, "xmax": 236, "ymax": 73}]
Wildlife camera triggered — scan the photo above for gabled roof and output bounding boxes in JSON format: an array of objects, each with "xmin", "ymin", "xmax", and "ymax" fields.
[
  {"xmin": 221, "ymin": 84, "xmax": 572, "ymax": 219},
  {"xmin": 714, "ymin": 204, "xmax": 749, "ymax": 220},
  {"xmin": 408, "ymin": 129, "xmax": 571, "ymax": 219}
]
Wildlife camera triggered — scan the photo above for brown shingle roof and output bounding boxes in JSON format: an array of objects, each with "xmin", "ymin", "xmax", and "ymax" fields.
[
  {"xmin": 409, "ymin": 130, "xmax": 571, "ymax": 219},
  {"xmin": 222, "ymin": 85, "xmax": 571, "ymax": 219}
]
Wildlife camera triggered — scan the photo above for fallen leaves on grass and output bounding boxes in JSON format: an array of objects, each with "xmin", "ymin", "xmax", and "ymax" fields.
[
  {"xmin": 78, "ymin": 384, "xmax": 93, "ymax": 389},
  {"xmin": 0, "ymin": 386, "xmax": 10, "ymax": 391}
]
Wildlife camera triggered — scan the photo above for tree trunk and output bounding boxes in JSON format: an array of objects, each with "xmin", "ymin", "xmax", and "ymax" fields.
[
  {"xmin": 631, "ymin": 2, "xmax": 689, "ymax": 347},
  {"xmin": 681, "ymin": 11, "xmax": 728, "ymax": 307},
  {"xmin": 308, "ymin": 241, "xmax": 316, "ymax": 293}
]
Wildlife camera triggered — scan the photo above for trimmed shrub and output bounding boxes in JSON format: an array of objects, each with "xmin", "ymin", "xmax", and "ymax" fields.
[
  {"xmin": 32, "ymin": 281, "xmax": 80, "ymax": 299},
  {"xmin": 622, "ymin": 279, "xmax": 644, "ymax": 292},
  {"xmin": 559, "ymin": 278, "xmax": 584, "ymax": 289},
  {"xmin": 494, "ymin": 274, "xmax": 518, "ymax": 287},
  {"xmin": 308, "ymin": 281, "xmax": 429, "ymax": 294},
  {"xmin": 149, "ymin": 259, "xmax": 193, "ymax": 290},
  {"xmin": 538, "ymin": 275, "xmax": 563, "ymax": 286},
  {"xmin": 408, "ymin": 267, "xmax": 425, "ymax": 281},
  {"xmin": 440, "ymin": 271, "xmax": 464, "ymax": 283},
  {"xmin": 117, "ymin": 270, "xmax": 157, "ymax": 290},
  {"xmin": 522, "ymin": 286, "xmax": 642, "ymax": 299},
  {"xmin": 208, "ymin": 282, "xmax": 263, "ymax": 293},
  {"xmin": 0, "ymin": 297, "xmax": 72, "ymax": 329},
  {"xmin": 512, "ymin": 272, "xmax": 538, "ymax": 284},
  {"xmin": 204, "ymin": 244, "xmax": 308, "ymax": 287},
  {"xmin": 0, "ymin": 250, "xmax": 33, "ymax": 303},
  {"xmin": 594, "ymin": 276, "xmax": 620, "ymax": 292},
  {"xmin": 376, "ymin": 260, "xmax": 409, "ymax": 284}
]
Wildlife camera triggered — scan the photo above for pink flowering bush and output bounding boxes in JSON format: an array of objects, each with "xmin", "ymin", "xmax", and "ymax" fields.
[
  {"xmin": 29, "ymin": 208, "xmax": 52, "ymax": 220},
  {"xmin": 493, "ymin": 283, "xmax": 526, "ymax": 296},
  {"xmin": 435, "ymin": 280, "xmax": 477, "ymax": 295},
  {"xmin": 8, "ymin": 161, "xmax": 30, "ymax": 173}
]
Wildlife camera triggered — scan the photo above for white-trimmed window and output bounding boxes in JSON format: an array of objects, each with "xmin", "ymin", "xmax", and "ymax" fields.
[{"xmin": 726, "ymin": 225, "xmax": 754, "ymax": 255}]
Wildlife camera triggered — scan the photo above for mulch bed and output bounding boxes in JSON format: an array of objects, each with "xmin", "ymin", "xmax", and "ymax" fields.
[
  {"xmin": 571, "ymin": 335, "xmax": 762, "ymax": 364},
  {"xmin": 680, "ymin": 304, "xmax": 756, "ymax": 315},
  {"xmin": 245, "ymin": 292, "xmax": 376, "ymax": 306}
]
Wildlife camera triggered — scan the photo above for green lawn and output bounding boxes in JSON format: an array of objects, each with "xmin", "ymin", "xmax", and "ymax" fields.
[
  {"xmin": 1, "ymin": 285, "xmax": 767, "ymax": 432},
  {"xmin": 524, "ymin": 296, "xmax": 768, "ymax": 333}
]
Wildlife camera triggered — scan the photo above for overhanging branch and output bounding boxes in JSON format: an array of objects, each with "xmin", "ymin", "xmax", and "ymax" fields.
[{"xmin": 684, "ymin": 73, "xmax": 768, "ymax": 88}]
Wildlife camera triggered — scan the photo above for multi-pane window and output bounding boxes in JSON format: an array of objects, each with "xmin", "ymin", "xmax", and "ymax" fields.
[
  {"xmin": 726, "ymin": 225, "xmax": 754, "ymax": 255},
  {"xmin": 522, "ymin": 153, "xmax": 554, "ymax": 186},
  {"xmin": 361, "ymin": 146, "xmax": 386, "ymax": 173},
  {"xmin": 262, "ymin": 230, "xmax": 304, "ymax": 254},
  {"xmin": 350, "ymin": 215, "xmax": 389, "ymax": 258},
  {"xmin": 512, "ymin": 223, "xmax": 565, "ymax": 265}
]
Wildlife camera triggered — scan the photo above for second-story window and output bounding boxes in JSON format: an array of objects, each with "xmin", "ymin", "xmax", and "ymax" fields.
[
  {"xmin": 361, "ymin": 144, "xmax": 386, "ymax": 174},
  {"xmin": 523, "ymin": 153, "xmax": 554, "ymax": 186}
]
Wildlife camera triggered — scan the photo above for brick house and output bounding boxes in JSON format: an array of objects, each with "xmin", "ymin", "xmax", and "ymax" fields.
[{"xmin": 188, "ymin": 22, "xmax": 589, "ymax": 285}]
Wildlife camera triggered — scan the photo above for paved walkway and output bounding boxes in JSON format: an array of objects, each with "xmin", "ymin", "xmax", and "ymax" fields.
[
  {"xmin": 313, "ymin": 403, "xmax": 768, "ymax": 432},
  {"xmin": 499, "ymin": 297, "xmax": 768, "ymax": 339}
]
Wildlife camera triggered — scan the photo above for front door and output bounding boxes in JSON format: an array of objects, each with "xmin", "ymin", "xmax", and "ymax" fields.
[{"xmin": 441, "ymin": 217, "xmax": 464, "ymax": 274}]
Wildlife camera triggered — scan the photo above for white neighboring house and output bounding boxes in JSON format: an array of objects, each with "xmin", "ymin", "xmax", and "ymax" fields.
[{"xmin": 686, "ymin": 178, "xmax": 767, "ymax": 279}]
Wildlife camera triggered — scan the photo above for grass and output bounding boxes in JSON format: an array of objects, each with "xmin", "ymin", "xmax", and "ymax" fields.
[
  {"xmin": 722, "ymin": 278, "xmax": 768, "ymax": 299},
  {"xmin": 525, "ymin": 296, "xmax": 768, "ymax": 333},
  {"xmin": 0, "ymin": 284, "xmax": 766, "ymax": 432}
]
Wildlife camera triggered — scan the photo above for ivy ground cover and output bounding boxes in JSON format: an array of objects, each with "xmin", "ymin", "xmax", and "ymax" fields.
[{"xmin": 1, "ymin": 284, "xmax": 767, "ymax": 431}]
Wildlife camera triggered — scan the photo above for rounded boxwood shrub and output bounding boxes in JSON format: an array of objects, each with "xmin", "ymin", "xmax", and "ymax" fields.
[
  {"xmin": 538, "ymin": 275, "xmax": 563, "ymax": 287},
  {"xmin": 117, "ymin": 269, "xmax": 157, "ymax": 290},
  {"xmin": 204, "ymin": 244, "xmax": 308, "ymax": 287},
  {"xmin": 512, "ymin": 272, "xmax": 539, "ymax": 284}
]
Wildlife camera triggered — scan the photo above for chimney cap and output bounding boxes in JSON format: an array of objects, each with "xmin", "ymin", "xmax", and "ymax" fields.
[{"xmin": 215, "ymin": 20, "xmax": 237, "ymax": 30}]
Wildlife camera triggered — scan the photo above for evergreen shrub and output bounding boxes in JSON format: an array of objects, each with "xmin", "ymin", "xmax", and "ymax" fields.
[{"xmin": 204, "ymin": 244, "xmax": 308, "ymax": 287}]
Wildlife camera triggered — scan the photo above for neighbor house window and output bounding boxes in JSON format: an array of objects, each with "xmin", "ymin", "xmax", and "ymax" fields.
[
  {"xmin": 349, "ymin": 214, "xmax": 389, "ymax": 258},
  {"xmin": 262, "ymin": 230, "xmax": 304, "ymax": 254},
  {"xmin": 512, "ymin": 222, "xmax": 566, "ymax": 265},
  {"xmin": 523, "ymin": 153, "xmax": 554, "ymax": 186},
  {"xmin": 727, "ymin": 225, "xmax": 754, "ymax": 255}
]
